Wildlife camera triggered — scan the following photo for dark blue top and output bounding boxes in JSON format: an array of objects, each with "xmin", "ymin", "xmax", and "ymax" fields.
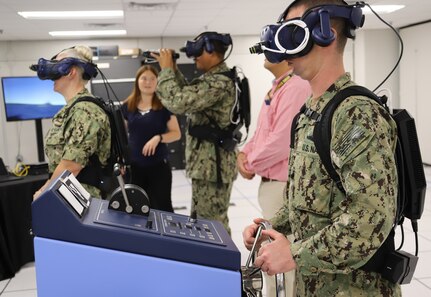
[{"xmin": 121, "ymin": 104, "xmax": 172, "ymax": 167}]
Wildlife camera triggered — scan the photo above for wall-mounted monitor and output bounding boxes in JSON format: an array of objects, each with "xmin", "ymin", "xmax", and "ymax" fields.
[{"xmin": 1, "ymin": 76, "xmax": 65, "ymax": 122}]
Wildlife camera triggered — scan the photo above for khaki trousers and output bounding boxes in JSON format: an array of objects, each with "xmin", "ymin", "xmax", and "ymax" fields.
[{"xmin": 258, "ymin": 180, "xmax": 296, "ymax": 297}]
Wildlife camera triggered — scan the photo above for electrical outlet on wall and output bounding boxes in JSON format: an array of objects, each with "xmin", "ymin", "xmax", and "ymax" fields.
[{"xmin": 16, "ymin": 154, "xmax": 23, "ymax": 162}]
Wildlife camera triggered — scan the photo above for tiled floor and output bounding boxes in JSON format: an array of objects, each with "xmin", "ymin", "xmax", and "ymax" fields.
[{"xmin": 1, "ymin": 167, "xmax": 431, "ymax": 296}]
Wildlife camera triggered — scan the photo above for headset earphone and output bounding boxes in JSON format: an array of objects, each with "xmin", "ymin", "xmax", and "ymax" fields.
[
  {"xmin": 180, "ymin": 32, "xmax": 233, "ymax": 58},
  {"xmin": 276, "ymin": 0, "xmax": 351, "ymax": 23},
  {"xmin": 251, "ymin": 2, "xmax": 365, "ymax": 63},
  {"xmin": 200, "ymin": 32, "xmax": 232, "ymax": 53}
]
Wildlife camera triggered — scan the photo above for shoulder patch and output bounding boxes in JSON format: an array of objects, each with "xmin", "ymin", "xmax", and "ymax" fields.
[{"xmin": 333, "ymin": 125, "xmax": 366, "ymax": 159}]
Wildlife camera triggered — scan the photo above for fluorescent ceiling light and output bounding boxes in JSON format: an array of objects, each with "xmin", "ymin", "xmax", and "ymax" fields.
[
  {"xmin": 49, "ymin": 30, "xmax": 127, "ymax": 37},
  {"xmin": 362, "ymin": 5, "xmax": 405, "ymax": 15},
  {"xmin": 18, "ymin": 10, "xmax": 124, "ymax": 19}
]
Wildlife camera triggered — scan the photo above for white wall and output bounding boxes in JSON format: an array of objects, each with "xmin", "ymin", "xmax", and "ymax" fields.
[
  {"xmin": 0, "ymin": 29, "xmax": 404, "ymax": 168},
  {"xmin": 353, "ymin": 29, "xmax": 401, "ymax": 107},
  {"xmin": 399, "ymin": 22, "xmax": 431, "ymax": 164}
]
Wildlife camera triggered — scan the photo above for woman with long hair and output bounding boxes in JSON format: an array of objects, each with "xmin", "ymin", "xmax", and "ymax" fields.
[{"xmin": 122, "ymin": 65, "xmax": 181, "ymax": 212}]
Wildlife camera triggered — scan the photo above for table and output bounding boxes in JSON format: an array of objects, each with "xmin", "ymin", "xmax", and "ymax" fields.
[{"xmin": 0, "ymin": 174, "xmax": 48, "ymax": 281}]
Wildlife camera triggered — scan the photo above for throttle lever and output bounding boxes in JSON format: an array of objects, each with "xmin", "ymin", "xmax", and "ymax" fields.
[
  {"xmin": 113, "ymin": 163, "xmax": 133, "ymax": 213},
  {"xmin": 241, "ymin": 221, "xmax": 286, "ymax": 297}
]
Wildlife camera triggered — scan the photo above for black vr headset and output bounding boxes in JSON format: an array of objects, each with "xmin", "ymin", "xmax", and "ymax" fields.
[
  {"xmin": 30, "ymin": 57, "xmax": 98, "ymax": 81},
  {"xmin": 250, "ymin": 1, "xmax": 365, "ymax": 63},
  {"xmin": 180, "ymin": 32, "xmax": 233, "ymax": 58}
]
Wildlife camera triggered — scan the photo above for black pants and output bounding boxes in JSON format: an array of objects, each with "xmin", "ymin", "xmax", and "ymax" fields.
[{"xmin": 131, "ymin": 159, "xmax": 173, "ymax": 212}]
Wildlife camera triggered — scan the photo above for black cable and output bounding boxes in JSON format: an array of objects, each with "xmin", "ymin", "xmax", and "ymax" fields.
[
  {"xmin": 359, "ymin": 2, "xmax": 404, "ymax": 92},
  {"xmin": 411, "ymin": 220, "xmax": 419, "ymax": 256},
  {"xmin": 95, "ymin": 67, "xmax": 123, "ymax": 105},
  {"xmin": 0, "ymin": 279, "xmax": 11, "ymax": 295},
  {"xmin": 395, "ymin": 139, "xmax": 406, "ymax": 224},
  {"xmin": 360, "ymin": 0, "xmax": 421, "ymax": 260},
  {"xmin": 396, "ymin": 223, "xmax": 404, "ymax": 251},
  {"xmin": 206, "ymin": 43, "xmax": 234, "ymax": 73}
]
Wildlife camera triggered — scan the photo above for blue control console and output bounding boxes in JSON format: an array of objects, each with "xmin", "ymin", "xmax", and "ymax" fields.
[
  {"xmin": 32, "ymin": 172, "xmax": 242, "ymax": 297},
  {"xmin": 32, "ymin": 172, "xmax": 240, "ymax": 271}
]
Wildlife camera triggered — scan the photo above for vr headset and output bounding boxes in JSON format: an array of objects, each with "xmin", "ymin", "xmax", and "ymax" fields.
[
  {"xmin": 249, "ymin": 2, "xmax": 365, "ymax": 63},
  {"xmin": 180, "ymin": 32, "xmax": 232, "ymax": 58},
  {"xmin": 30, "ymin": 57, "xmax": 98, "ymax": 81}
]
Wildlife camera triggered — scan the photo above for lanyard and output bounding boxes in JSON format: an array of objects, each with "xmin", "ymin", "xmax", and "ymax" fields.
[{"xmin": 264, "ymin": 74, "xmax": 292, "ymax": 105}]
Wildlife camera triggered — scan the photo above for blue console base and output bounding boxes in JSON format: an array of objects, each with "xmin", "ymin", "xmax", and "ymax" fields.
[{"xmin": 34, "ymin": 237, "xmax": 241, "ymax": 297}]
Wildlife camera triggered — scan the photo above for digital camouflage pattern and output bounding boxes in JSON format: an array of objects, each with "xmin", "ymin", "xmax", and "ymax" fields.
[
  {"xmin": 45, "ymin": 88, "xmax": 111, "ymax": 197},
  {"xmin": 157, "ymin": 62, "xmax": 238, "ymax": 183},
  {"xmin": 271, "ymin": 73, "xmax": 401, "ymax": 296},
  {"xmin": 157, "ymin": 62, "xmax": 238, "ymax": 232}
]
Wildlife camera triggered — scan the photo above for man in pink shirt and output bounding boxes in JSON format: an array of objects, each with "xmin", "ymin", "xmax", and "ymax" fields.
[{"xmin": 237, "ymin": 59, "xmax": 311, "ymax": 297}]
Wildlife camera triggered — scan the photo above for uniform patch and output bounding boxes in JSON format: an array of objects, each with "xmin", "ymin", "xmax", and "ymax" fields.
[
  {"xmin": 333, "ymin": 125, "xmax": 366, "ymax": 158},
  {"xmin": 301, "ymin": 130, "xmax": 317, "ymax": 153}
]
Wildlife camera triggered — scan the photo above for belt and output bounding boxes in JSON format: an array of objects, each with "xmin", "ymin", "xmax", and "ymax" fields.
[{"xmin": 261, "ymin": 177, "xmax": 281, "ymax": 182}]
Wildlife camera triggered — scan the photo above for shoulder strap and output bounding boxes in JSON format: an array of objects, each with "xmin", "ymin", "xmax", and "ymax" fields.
[
  {"xmin": 217, "ymin": 66, "xmax": 236, "ymax": 81},
  {"xmin": 64, "ymin": 96, "xmax": 106, "ymax": 119},
  {"xmin": 314, "ymin": 85, "xmax": 382, "ymax": 193},
  {"xmin": 290, "ymin": 104, "xmax": 306, "ymax": 149}
]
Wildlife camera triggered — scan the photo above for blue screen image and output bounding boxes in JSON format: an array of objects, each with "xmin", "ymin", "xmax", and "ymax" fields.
[{"xmin": 1, "ymin": 76, "xmax": 65, "ymax": 121}]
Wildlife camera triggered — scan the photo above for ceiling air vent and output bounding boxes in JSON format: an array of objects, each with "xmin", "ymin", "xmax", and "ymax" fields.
[
  {"xmin": 86, "ymin": 23, "xmax": 121, "ymax": 28},
  {"xmin": 127, "ymin": 1, "xmax": 177, "ymax": 11}
]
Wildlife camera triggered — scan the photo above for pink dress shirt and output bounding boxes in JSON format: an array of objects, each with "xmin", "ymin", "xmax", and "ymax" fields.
[{"xmin": 241, "ymin": 72, "xmax": 311, "ymax": 182}]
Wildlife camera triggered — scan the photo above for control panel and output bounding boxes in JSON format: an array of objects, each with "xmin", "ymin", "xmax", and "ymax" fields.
[
  {"xmin": 94, "ymin": 201, "xmax": 224, "ymax": 245},
  {"xmin": 94, "ymin": 202, "xmax": 159, "ymax": 234},
  {"xmin": 161, "ymin": 213, "xmax": 223, "ymax": 245}
]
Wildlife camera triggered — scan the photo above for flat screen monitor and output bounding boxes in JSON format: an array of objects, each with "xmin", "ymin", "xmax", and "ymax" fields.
[{"xmin": 1, "ymin": 76, "xmax": 65, "ymax": 121}]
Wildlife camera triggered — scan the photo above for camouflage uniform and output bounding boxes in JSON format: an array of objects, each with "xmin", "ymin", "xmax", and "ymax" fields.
[
  {"xmin": 272, "ymin": 73, "xmax": 401, "ymax": 296},
  {"xmin": 45, "ymin": 88, "xmax": 111, "ymax": 198},
  {"xmin": 157, "ymin": 63, "xmax": 238, "ymax": 233}
]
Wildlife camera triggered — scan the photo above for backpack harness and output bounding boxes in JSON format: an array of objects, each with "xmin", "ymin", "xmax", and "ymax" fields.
[
  {"xmin": 290, "ymin": 85, "xmax": 426, "ymax": 284},
  {"xmin": 188, "ymin": 67, "xmax": 250, "ymax": 187},
  {"xmin": 63, "ymin": 96, "xmax": 129, "ymax": 198}
]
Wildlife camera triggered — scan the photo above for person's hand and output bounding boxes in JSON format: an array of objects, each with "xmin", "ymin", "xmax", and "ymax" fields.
[
  {"xmin": 33, "ymin": 189, "xmax": 43, "ymax": 200},
  {"xmin": 142, "ymin": 135, "xmax": 161, "ymax": 156},
  {"xmin": 242, "ymin": 218, "xmax": 268, "ymax": 250},
  {"xmin": 33, "ymin": 183, "xmax": 48, "ymax": 201},
  {"xmin": 152, "ymin": 49, "xmax": 175, "ymax": 70},
  {"xmin": 254, "ymin": 229, "xmax": 297, "ymax": 276},
  {"xmin": 237, "ymin": 152, "xmax": 255, "ymax": 180}
]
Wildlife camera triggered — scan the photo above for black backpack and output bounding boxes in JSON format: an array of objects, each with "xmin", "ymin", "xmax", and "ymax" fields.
[
  {"xmin": 66, "ymin": 96, "xmax": 130, "ymax": 198},
  {"xmin": 291, "ymin": 85, "xmax": 427, "ymax": 284}
]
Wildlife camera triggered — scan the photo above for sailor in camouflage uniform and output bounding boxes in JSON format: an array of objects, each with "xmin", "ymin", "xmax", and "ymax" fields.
[
  {"xmin": 33, "ymin": 46, "xmax": 111, "ymax": 199},
  {"xmin": 155, "ymin": 32, "xmax": 237, "ymax": 234},
  {"xmin": 243, "ymin": 1, "xmax": 401, "ymax": 296}
]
